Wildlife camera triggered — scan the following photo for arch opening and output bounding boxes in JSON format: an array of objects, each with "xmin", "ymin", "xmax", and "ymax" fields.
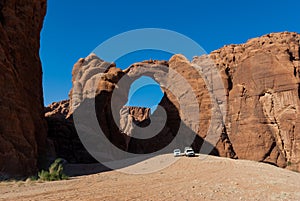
[{"xmin": 125, "ymin": 76, "xmax": 164, "ymax": 114}]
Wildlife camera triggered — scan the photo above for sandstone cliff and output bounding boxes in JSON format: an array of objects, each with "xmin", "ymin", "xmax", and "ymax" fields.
[
  {"xmin": 0, "ymin": 0, "xmax": 47, "ymax": 178},
  {"xmin": 46, "ymin": 32, "xmax": 300, "ymax": 172},
  {"xmin": 206, "ymin": 32, "xmax": 300, "ymax": 171}
]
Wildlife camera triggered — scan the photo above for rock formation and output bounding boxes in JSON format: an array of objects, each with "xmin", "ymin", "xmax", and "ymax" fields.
[
  {"xmin": 45, "ymin": 101, "xmax": 154, "ymax": 162},
  {"xmin": 47, "ymin": 53, "xmax": 227, "ymax": 162},
  {"xmin": 0, "ymin": 0, "xmax": 47, "ymax": 177},
  {"xmin": 119, "ymin": 106, "xmax": 150, "ymax": 150},
  {"xmin": 207, "ymin": 32, "xmax": 300, "ymax": 171},
  {"xmin": 45, "ymin": 100, "xmax": 97, "ymax": 163},
  {"xmin": 46, "ymin": 32, "xmax": 300, "ymax": 172},
  {"xmin": 122, "ymin": 106, "xmax": 150, "ymax": 123}
]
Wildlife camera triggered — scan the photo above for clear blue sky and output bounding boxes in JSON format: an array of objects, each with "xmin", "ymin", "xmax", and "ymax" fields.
[{"xmin": 40, "ymin": 0, "xmax": 300, "ymax": 107}]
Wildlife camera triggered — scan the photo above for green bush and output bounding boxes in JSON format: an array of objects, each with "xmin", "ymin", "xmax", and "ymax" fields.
[{"xmin": 38, "ymin": 158, "xmax": 68, "ymax": 181}]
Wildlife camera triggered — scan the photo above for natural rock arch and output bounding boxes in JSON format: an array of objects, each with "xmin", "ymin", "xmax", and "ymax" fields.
[{"xmin": 45, "ymin": 32, "xmax": 300, "ymax": 172}]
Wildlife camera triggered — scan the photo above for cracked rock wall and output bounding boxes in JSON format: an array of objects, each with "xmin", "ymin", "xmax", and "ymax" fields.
[{"xmin": 209, "ymin": 32, "xmax": 300, "ymax": 171}]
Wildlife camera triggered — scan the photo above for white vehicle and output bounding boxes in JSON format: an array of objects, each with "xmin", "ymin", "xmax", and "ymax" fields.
[
  {"xmin": 184, "ymin": 147, "xmax": 195, "ymax": 157},
  {"xmin": 173, "ymin": 149, "xmax": 181, "ymax": 157}
]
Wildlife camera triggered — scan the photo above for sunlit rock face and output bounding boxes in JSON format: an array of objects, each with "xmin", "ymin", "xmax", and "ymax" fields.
[
  {"xmin": 47, "ymin": 32, "xmax": 300, "ymax": 172},
  {"xmin": 207, "ymin": 32, "xmax": 300, "ymax": 171}
]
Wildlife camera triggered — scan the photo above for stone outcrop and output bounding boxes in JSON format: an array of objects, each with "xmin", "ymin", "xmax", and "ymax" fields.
[
  {"xmin": 45, "ymin": 101, "xmax": 154, "ymax": 163},
  {"xmin": 206, "ymin": 32, "xmax": 300, "ymax": 171},
  {"xmin": 66, "ymin": 55, "xmax": 221, "ymax": 156},
  {"xmin": 45, "ymin": 100, "xmax": 97, "ymax": 163},
  {"xmin": 119, "ymin": 106, "xmax": 150, "ymax": 150},
  {"xmin": 46, "ymin": 32, "xmax": 300, "ymax": 172},
  {"xmin": 122, "ymin": 106, "xmax": 150, "ymax": 122},
  {"xmin": 0, "ymin": 0, "xmax": 47, "ymax": 178}
]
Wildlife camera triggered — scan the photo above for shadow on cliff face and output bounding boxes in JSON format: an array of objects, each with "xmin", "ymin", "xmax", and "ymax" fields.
[
  {"xmin": 127, "ymin": 94, "xmax": 219, "ymax": 156},
  {"xmin": 46, "ymin": 58, "xmax": 221, "ymax": 175},
  {"xmin": 46, "ymin": 82, "xmax": 220, "ymax": 176},
  {"xmin": 45, "ymin": 97, "xmax": 219, "ymax": 177},
  {"xmin": 62, "ymin": 90, "xmax": 219, "ymax": 176}
]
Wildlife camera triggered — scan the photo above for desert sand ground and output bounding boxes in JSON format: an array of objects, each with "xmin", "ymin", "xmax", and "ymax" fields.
[{"xmin": 0, "ymin": 154, "xmax": 299, "ymax": 201}]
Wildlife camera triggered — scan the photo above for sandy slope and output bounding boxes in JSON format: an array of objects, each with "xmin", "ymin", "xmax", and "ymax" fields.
[{"xmin": 0, "ymin": 154, "xmax": 300, "ymax": 201}]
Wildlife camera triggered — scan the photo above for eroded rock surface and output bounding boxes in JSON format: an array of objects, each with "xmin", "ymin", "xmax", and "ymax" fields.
[
  {"xmin": 206, "ymin": 32, "xmax": 300, "ymax": 170},
  {"xmin": 66, "ymin": 55, "xmax": 220, "ymax": 157},
  {"xmin": 46, "ymin": 32, "xmax": 300, "ymax": 171},
  {"xmin": 0, "ymin": 0, "xmax": 47, "ymax": 177}
]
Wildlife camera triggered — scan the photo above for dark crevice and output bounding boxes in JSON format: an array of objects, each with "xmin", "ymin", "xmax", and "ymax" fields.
[
  {"xmin": 263, "ymin": 161, "xmax": 279, "ymax": 167},
  {"xmin": 298, "ymin": 83, "xmax": 300, "ymax": 99},
  {"xmin": 287, "ymin": 49, "xmax": 296, "ymax": 61},
  {"xmin": 294, "ymin": 67, "xmax": 297, "ymax": 77},
  {"xmin": 0, "ymin": 13, "xmax": 4, "ymax": 25},
  {"xmin": 299, "ymin": 44, "xmax": 300, "ymax": 61},
  {"xmin": 261, "ymin": 140, "xmax": 277, "ymax": 162},
  {"xmin": 225, "ymin": 67, "xmax": 233, "ymax": 91},
  {"xmin": 221, "ymin": 126, "xmax": 237, "ymax": 158},
  {"xmin": 0, "ymin": 2, "xmax": 4, "ymax": 26},
  {"xmin": 291, "ymin": 124, "xmax": 295, "ymax": 158}
]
